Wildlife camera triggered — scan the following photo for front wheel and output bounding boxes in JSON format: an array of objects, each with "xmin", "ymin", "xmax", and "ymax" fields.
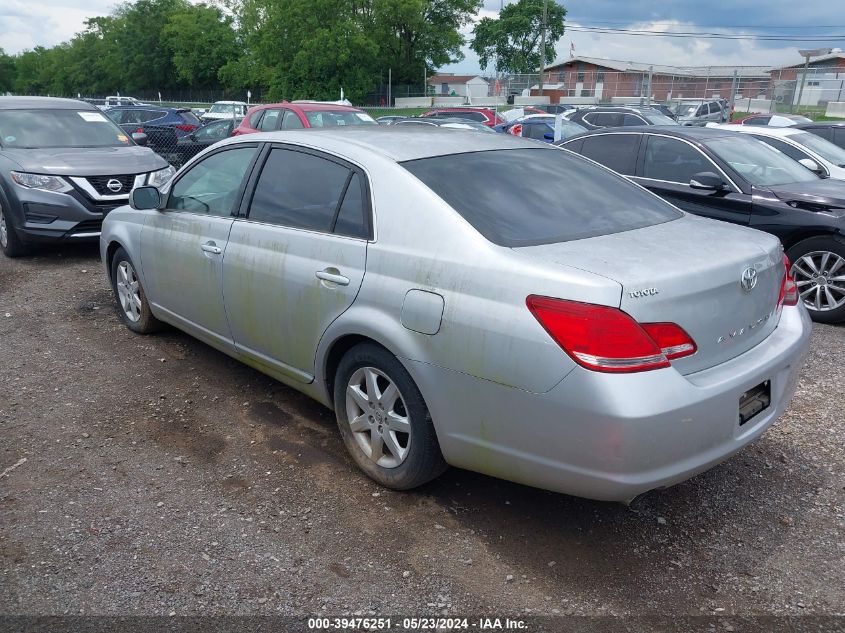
[
  {"xmin": 333, "ymin": 343, "xmax": 447, "ymax": 490},
  {"xmin": 787, "ymin": 236, "xmax": 845, "ymax": 323},
  {"xmin": 110, "ymin": 247, "xmax": 162, "ymax": 334},
  {"xmin": 0, "ymin": 203, "xmax": 29, "ymax": 258}
]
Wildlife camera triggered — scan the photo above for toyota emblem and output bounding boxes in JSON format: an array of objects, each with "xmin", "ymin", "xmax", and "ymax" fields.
[
  {"xmin": 106, "ymin": 179, "xmax": 123, "ymax": 193},
  {"xmin": 740, "ymin": 266, "xmax": 758, "ymax": 292}
]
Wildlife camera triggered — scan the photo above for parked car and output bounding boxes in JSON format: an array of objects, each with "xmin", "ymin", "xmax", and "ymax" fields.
[
  {"xmin": 201, "ymin": 101, "xmax": 248, "ymax": 124},
  {"xmin": 0, "ymin": 96, "xmax": 173, "ymax": 257},
  {"xmin": 567, "ymin": 106, "xmax": 678, "ymax": 130},
  {"xmin": 731, "ymin": 113, "xmax": 813, "ymax": 127},
  {"xmin": 172, "ymin": 118, "xmax": 241, "ymax": 167},
  {"xmin": 101, "ymin": 126, "xmax": 808, "ymax": 501},
  {"xmin": 233, "ymin": 102, "xmax": 376, "ymax": 135},
  {"xmin": 102, "ymin": 96, "xmax": 146, "ymax": 110},
  {"xmin": 794, "ymin": 121, "xmax": 845, "ymax": 150},
  {"xmin": 674, "ymin": 100, "xmax": 727, "ymax": 126},
  {"xmin": 375, "ymin": 115, "xmax": 407, "ymax": 125},
  {"xmin": 710, "ymin": 124, "xmax": 845, "ymax": 180},
  {"xmin": 620, "ymin": 102, "xmax": 679, "ymax": 120},
  {"xmin": 419, "ymin": 107, "xmax": 505, "ymax": 127},
  {"xmin": 393, "ymin": 118, "xmax": 495, "ymax": 133},
  {"xmin": 495, "ymin": 115, "xmax": 587, "ymax": 142},
  {"xmin": 106, "ymin": 105, "xmax": 201, "ymax": 138},
  {"xmin": 558, "ymin": 126, "xmax": 845, "ymax": 322},
  {"xmin": 500, "ymin": 106, "xmax": 546, "ymax": 122}
]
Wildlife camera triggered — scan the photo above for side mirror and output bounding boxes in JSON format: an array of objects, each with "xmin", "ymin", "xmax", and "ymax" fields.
[
  {"xmin": 798, "ymin": 157, "xmax": 825, "ymax": 176},
  {"xmin": 689, "ymin": 172, "xmax": 726, "ymax": 191},
  {"xmin": 131, "ymin": 132, "xmax": 148, "ymax": 146},
  {"xmin": 129, "ymin": 186, "xmax": 161, "ymax": 210}
]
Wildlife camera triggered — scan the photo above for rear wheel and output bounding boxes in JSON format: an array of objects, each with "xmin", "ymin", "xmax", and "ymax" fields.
[
  {"xmin": 110, "ymin": 247, "xmax": 162, "ymax": 334},
  {"xmin": 0, "ymin": 203, "xmax": 29, "ymax": 258},
  {"xmin": 333, "ymin": 343, "xmax": 447, "ymax": 490},
  {"xmin": 787, "ymin": 236, "xmax": 845, "ymax": 323}
]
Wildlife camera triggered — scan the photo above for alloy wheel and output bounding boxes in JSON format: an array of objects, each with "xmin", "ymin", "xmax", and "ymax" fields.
[
  {"xmin": 116, "ymin": 260, "xmax": 142, "ymax": 322},
  {"xmin": 791, "ymin": 251, "xmax": 845, "ymax": 312},
  {"xmin": 345, "ymin": 366, "xmax": 412, "ymax": 468}
]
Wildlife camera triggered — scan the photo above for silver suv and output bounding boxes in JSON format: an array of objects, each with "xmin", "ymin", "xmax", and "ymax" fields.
[{"xmin": 676, "ymin": 100, "xmax": 726, "ymax": 126}]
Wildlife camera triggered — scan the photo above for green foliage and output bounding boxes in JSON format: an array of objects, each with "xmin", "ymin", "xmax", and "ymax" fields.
[
  {"xmin": 471, "ymin": 0, "xmax": 566, "ymax": 74},
  {"xmin": 0, "ymin": 49, "xmax": 16, "ymax": 93},
  {"xmin": 162, "ymin": 4, "xmax": 240, "ymax": 88}
]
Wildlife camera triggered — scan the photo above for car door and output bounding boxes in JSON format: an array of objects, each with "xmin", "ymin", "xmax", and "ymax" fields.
[
  {"xmin": 222, "ymin": 145, "xmax": 370, "ymax": 382},
  {"xmin": 140, "ymin": 144, "xmax": 260, "ymax": 348},
  {"xmin": 632, "ymin": 134, "xmax": 751, "ymax": 225},
  {"xmin": 578, "ymin": 133, "xmax": 640, "ymax": 176}
]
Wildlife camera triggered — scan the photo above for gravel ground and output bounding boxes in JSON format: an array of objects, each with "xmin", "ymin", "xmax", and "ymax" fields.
[{"xmin": 0, "ymin": 244, "xmax": 843, "ymax": 621}]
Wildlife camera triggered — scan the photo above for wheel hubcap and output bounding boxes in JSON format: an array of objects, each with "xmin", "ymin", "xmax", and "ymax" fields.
[
  {"xmin": 116, "ymin": 260, "xmax": 142, "ymax": 322},
  {"xmin": 791, "ymin": 251, "xmax": 845, "ymax": 312},
  {"xmin": 345, "ymin": 367, "xmax": 411, "ymax": 468},
  {"xmin": 0, "ymin": 210, "xmax": 7, "ymax": 248}
]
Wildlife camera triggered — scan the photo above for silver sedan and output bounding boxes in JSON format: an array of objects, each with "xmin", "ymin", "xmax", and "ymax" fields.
[{"xmin": 101, "ymin": 127, "xmax": 811, "ymax": 502}]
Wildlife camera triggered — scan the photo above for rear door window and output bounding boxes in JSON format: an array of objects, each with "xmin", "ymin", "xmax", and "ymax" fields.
[
  {"xmin": 248, "ymin": 110, "xmax": 264, "ymax": 129},
  {"xmin": 642, "ymin": 135, "xmax": 715, "ymax": 184},
  {"xmin": 258, "ymin": 109, "xmax": 282, "ymax": 131},
  {"xmin": 622, "ymin": 114, "xmax": 646, "ymax": 126},
  {"xmin": 579, "ymin": 134, "xmax": 640, "ymax": 175},
  {"xmin": 402, "ymin": 148, "xmax": 680, "ymax": 247},
  {"xmin": 756, "ymin": 136, "xmax": 813, "ymax": 163}
]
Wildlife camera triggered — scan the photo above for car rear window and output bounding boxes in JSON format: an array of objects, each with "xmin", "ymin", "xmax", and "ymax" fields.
[
  {"xmin": 402, "ymin": 148, "xmax": 682, "ymax": 247},
  {"xmin": 179, "ymin": 111, "xmax": 201, "ymax": 125},
  {"xmin": 304, "ymin": 110, "xmax": 376, "ymax": 127}
]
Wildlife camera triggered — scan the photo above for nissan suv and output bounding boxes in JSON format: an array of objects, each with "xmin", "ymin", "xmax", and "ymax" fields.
[{"xmin": 0, "ymin": 97, "xmax": 173, "ymax": 257}]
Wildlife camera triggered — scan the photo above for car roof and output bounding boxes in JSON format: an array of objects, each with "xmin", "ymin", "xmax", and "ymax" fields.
[
  {"xmin": 562, "ymin": 125, "xmax": 739, "ymax": 143},
  {"xmin": 252, "ymin": 101, "xmax": 362, "ymax": 113},
  {"xmin": 0, "ymin": 96, "xmax": 97, "ymax": 111},
  {"xmin": 217, "ymin": 125, "xmax": 543, "ymax": 162},
  {"xmin": 712, "ymin": 124, "xmax": 802, "ymax": 138},
  {"xmin": 795, "ymin": 121, "xmax": 845, "ymax": 129},
  {"xmin": 213, "ymin": 100, "xmax": 247, "ymax": 105},
  {"xmin": 426, "ymin": 107, "xmax": 496, "ymax": 112}
]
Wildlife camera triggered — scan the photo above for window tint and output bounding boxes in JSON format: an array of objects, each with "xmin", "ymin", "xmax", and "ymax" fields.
[
  {"xmin": 167, "ymin": 147, "xmax": 256, "ymax": 216},
  {"xmin": 259, "ymin": 109, "xmax": 282, "ymax": 131},
  {"xmin": 179, "ymin": 111, "xmax": 201, "ymax": 125},
  {"xmin": 622, "ymin": 114, "xmax": 646, "ymax": 126},
  {"xmin": 248, "ymin": 110, "xmax": 264, "ymax": 128},
  {"xmin": 580, "ymin": 134, "xmax": 639, "ymax": 175},
  {"xmin": 834, "ymin": 128, "xmax": 845, "ymax": 148},
  {"xmin": 756, "ymin": 136, "xmax": 812, "ymax": 164},
  {"xmin": 282, "ymin": 110, "xmax": 304, "ymax": 129},
  {"xmin": 642, "ymin": 136, "xmax": 714, "ymax": 184},
  {"xmin": 525, "ymin": 123, "xmax": 550, "ymax": 140},
  {"xmin": 248, "ymin": 148, "xmax": 351, "ymax": 232},
  {"xmin": 402, "ymin": 148, "xmax": 681, "ymax": 247},
  {"xmin": 334, "ymin": 173, "xmax": 368, "ymax": 238},
  {"xmin": 744, "ymin": 116, "xmax": 768, "ymax": 126},
  {"xmin": 304, "ymin": 110, "xmax": 376, "ymax": 127},
  {"xmin": 194, "ymin": 120, "xmax": 231, "ymax": 141},
  {"xmin": 705, "ymin": 136, "xmax": 817, "ymax": 186}
]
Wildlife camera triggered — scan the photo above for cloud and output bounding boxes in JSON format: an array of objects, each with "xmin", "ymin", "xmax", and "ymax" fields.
[{"xmin": 0, "ymin": 0, "xmax": 118, "ymax": 54}]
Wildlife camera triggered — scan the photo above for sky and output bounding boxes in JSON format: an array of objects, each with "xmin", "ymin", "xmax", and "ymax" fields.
[{"xmin": 2, "ymin": 0, "xmax": 844, "ymax": 72}]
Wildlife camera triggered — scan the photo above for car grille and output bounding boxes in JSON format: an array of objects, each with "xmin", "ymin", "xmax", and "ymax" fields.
[{"xmin": 84, "ymin": 174, "xmax": 138, "ymax": 196}]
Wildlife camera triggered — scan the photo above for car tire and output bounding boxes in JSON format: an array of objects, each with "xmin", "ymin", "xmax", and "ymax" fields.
[
  {"xmin": 787, "ymin": 235, "xmax": 845, "ymax": 324},
  {"xmin": 0, "ymin": 203, "xmax": 29, "ymax": 258},
  {"xmin": 333, "ymin": 342, "xmax": 447, "ymax": 490},
  {"xmin": 110, "ymin": 247, "xmax": 163, "ymax": 334}
]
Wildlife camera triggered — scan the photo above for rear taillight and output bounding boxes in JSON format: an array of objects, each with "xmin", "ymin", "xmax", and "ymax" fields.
[
  {"xmin": 526, "ymin": 296, "xmax": 697, "ymax": 373},
  {"xmin": 175, "ymin": 124, "xmax": 197, "ymax": 132},
  {"xmin": 134, "ymin": 127, "xmax": 144, "ymax": 134},
  {"xmin": 779, "ymin": 254, "xmax": 799, "ymax": 307},
  {"xmin": 510, "ymin": 124, "xmax": 523, "ymax": 137}
]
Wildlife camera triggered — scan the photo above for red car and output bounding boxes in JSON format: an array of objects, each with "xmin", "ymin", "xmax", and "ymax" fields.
[
  {"xmin": 420, "ymin": 107, "xmax": 505, "ymax": 127},
  {"xmin": 232, "ymin": 101, "xmax": 377, "ymax": 135}
]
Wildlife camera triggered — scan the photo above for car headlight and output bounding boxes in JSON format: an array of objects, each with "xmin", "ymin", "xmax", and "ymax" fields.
[
  {"xmin": 146, "ymin": 166, "xmax": 176, "ymax": 188},
  {"xmin": 10, "ymin": 171, "xmax": 72, "ymax": 193}
]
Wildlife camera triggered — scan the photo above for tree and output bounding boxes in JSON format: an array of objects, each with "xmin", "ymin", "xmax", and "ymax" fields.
[
  {"xmin": 470, "ymin": 0, "xmax": 566, "ymax": 74},
  {"xmin": 0, "ymin": 49, "xmax": 15, "ymax": 93},
  {"xmin": 162, "ymin": 4, "xmax": 239, "ymax": 88}
]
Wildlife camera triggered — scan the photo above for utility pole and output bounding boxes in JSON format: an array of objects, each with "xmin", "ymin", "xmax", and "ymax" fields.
[
  {"xmin": 537, "ymin": 0, "xmax": 548, "ymax": 97},
  {"xmin": 729, "ymin": 70, "xmax": 738, "ymax": 118},
  {"xmin": 796, "ymin": 48, "xmax": 832, "ymax": 111},
  {"xmin": 388, "ymin": 68, "xmax": 392, "ymax": 107}
]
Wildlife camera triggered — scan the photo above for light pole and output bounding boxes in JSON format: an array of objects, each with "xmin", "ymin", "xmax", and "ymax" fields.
[
  {"xmin": 536, "ymin": 0, "xmax": 548, "ymax": 98},
  {"xmin": 796, "ymin": 48, "xmax": 833, "ymax": 110}
]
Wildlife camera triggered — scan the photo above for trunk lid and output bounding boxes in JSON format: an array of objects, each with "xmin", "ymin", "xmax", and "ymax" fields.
[{"xmin": 514, "ymin": 215, "xmax": 785, "ymax": 374}]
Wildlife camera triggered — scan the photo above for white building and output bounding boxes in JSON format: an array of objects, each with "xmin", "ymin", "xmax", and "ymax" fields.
[{"xmin": 427, "ymin": 74, "xmax": 489, "ymax": 98}]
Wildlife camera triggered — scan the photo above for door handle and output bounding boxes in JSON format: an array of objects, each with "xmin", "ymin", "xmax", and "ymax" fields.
[
  {"xmin": 316, "ymin": 269, "xmax": 350, "ymax": 286},
  {"xmin": 201, "ymin": 242, "xmax": 222, "ymax": 255}
]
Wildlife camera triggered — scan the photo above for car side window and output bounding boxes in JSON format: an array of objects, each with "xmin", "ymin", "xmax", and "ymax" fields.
[
  {"xmin": 167, "ymin": 147, "xmax": 257, "ymax": 217},
  {"xmin": 259, "ymin": 109, "xmax": 282, "ymax": 131},
  {"xmin": 141, "ymin": 110, "xmax": 165, "ymax": 123},
  {"xmin": 282, "ymin": 110, "xmax": 305, "ymax": 129},
  {"xmin": 579, "ymin": 134, "xmax": 639, "ymax": 175},
  {"xmin": 622, "ymin": 114, "xmax": 646, "ymax": 126},
  {"xmin": 248, "ymin": 110, "xmax": 264, "ymax": 129},
  {"xmin": 756, "ymin": 136, "xmax": 812, "ymax": 163},
  {"xmin": 834, "ymin": 128, "xmax": 845, "ymax": 148},
  {"xmin": 525, "ymin": 123, "xmax": 549, "ymax": 140},
  {"xmin": 106, "ymin": 109, "xmax": 125, "ymax": 124},
  {"xmin": 642, "ymin": 136, "xmax": 715, "ymax": 184},
  {"xmin": 333, "ymin": 173, "xmax": 369, "ymax": 239},
  {"xmin": 194, "ymin": 120, "xmax": 230, "ymax": 141},
  {"xmin": 247, "ymin": 148, "xmax": 353, "ymax": 233},
  {"xmin": 745, "ymin": 117, "xmax": 768, "ymax": 126}
]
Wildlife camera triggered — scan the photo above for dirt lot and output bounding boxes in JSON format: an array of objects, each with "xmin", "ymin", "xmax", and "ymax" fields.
[{"xmin": 0, "ymin": 244, "xmax": 843, "ymax": 623}]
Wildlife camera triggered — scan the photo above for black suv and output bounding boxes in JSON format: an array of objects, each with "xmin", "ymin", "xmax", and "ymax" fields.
[
  {"xmin": 567, "ymin": 106, "xmax": 678, "ymax": 130},
  {"xmin": 558, "ymin": 126, "xmax": 845, "ymax": 322},
  {"xmin": 795, "ymin": 121, "xmax": 845, "ymax": 151}
]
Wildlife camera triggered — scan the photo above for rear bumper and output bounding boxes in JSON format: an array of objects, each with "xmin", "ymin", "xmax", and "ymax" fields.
[{"xmin": 409, "ymin": 304, "xmax": 812, "ymax": 502}]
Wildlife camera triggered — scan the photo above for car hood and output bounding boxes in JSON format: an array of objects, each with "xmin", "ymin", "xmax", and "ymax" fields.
[
  {"xmin": 1, "ymin": 145, "xmax": 168, "ymax": 176},
  {"xmin": 767, "ymin": 179, "xmax": 845, "ymax": 209}
]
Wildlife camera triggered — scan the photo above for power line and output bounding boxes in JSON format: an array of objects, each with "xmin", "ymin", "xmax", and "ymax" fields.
[
  {"xmin": 565, "ymin": 25, "xmax": 845, "ymax": 42},
  {"xmin": 565, "ymin": 18, "xmax": 845, "ymax": 29}
]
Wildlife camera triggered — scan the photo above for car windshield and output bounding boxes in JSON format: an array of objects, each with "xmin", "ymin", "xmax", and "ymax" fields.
[
  {"xmin": 0, "ymin": 109, "xmax": 133, "ymax": 148},
  {"xmin": 209, "ymin": 104, "xmax": 241, "ymax": 113},
  {"xmin": 705, "ymin": 136, "xmax": 818, "ymax": 186},
  {"xmin": 677, "ymin": 104, "xmax": 701, "ymax": 117},
  {"xmin": 304, "ymin": 110, "xmax": 376, "ymax": 127},
  {"xmin": 644, "ymin": 113, "xmax": 678, "ymax": 125},
  {"xmin": 788, "ymin": 131, "xmax": 845, "ymax": 167},
  {"xmin": 402, "ymin": 148, "xmax": 681, "ymax": 247}
]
